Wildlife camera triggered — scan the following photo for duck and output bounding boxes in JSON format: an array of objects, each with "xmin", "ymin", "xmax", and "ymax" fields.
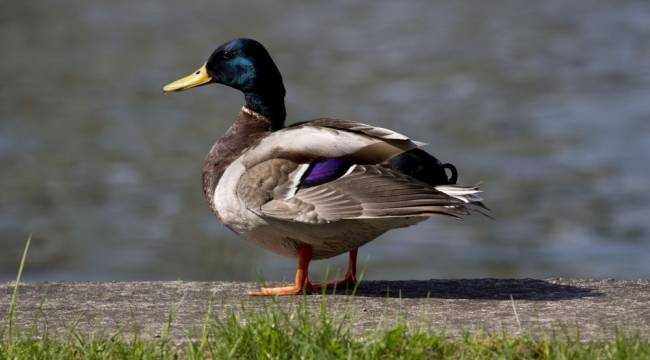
[{"xmin": 163, "ymin": 38, "xmax": 485, "ymax": 296}]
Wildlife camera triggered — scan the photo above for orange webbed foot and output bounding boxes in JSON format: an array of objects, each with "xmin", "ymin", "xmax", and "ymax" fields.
[
  {"xmin": 248, "ymin": 283, "xmax": 313, "ymax": 296},
  {"xmin": 248, "ymin": 244, "xmax": 314, "ymax": 296}
]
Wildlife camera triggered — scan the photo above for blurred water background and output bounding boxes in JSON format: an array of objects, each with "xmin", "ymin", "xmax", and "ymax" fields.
[{"xmin": 2, "ymin": 1, "xmax": 650, "ymax": 282}]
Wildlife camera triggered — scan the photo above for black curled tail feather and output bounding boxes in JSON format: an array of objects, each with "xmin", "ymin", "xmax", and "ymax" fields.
[
  {"xmin": 384, "ymin": 148, "xmax": 458, "ymax": 186},
  {"xmin": 442, "ymin": 163, "xmax": 458, "ymax": 184}
]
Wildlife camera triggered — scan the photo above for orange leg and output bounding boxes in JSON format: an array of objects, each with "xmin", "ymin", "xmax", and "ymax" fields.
[
  {"xmin": 249, "ymin": 244, "xmax": 314, "ymax": 296},
  {"xmin": 312, "ymin": 249, "xmax": 358, "ymax": 291}
]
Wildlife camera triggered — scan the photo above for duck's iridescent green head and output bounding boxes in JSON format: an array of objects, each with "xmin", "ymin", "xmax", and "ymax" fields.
[
  {"xmin": 211, "ymin": 38, "xmax": 285, "ymax": 95},
  {"xmin": 164, "ymin": 38, "xmax": 286, "ymax": 128},
  {"xmin": 163, "ymin": 38, "xmax": 284, "ymax": 94}
]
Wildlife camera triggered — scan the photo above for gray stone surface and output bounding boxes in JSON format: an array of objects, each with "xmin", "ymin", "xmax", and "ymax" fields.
[{"xmin": 1, "ymin": 279, "xmax": 649, "ymax": 340}]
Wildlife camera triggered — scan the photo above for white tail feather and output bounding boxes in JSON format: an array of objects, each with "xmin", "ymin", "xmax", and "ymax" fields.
[{"xmin": 435, "ymin": 185, "xmax": 483, "ymax": 204}]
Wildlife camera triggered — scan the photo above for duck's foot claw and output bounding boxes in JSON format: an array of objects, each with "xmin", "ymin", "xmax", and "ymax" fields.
[{"xmin": 248, "ymin": 283, "xmax": 313, "ymax": 296}]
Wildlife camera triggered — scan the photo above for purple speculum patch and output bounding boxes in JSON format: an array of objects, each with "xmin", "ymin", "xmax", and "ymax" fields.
[{"xmin": 300, "ymin": 159, "xmax": 351, "ymax": 188}]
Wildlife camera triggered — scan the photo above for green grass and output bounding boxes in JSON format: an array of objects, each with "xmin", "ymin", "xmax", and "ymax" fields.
[
  {"xmin": 3, "ymin": 237, "xmax": 650, "ymax": 359},
  {"xmin": 2, "ymin": 307, "xmax": 649, "ymax": 359}
]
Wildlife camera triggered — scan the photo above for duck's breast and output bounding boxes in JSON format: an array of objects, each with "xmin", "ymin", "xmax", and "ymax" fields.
[{"xmin": 213, "ymin": 155, "xmax": 301, "ymax": 257}]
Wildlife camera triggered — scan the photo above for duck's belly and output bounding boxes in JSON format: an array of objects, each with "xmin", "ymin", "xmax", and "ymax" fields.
[
  {"xmin": 226, "ymin": 217, "xmax": 417, "ymax": 260},
  {"xmin": 264, "ymin": 217, "xmax": 426, "ymax": 259}
]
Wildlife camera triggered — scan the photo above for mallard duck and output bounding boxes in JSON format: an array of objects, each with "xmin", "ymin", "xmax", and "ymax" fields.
[{"xmin": 163, "ymin": 38, "xmax": 485, "ymax": 296}]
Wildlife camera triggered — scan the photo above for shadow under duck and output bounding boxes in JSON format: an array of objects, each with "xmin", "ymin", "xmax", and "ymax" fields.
[{"xmin": 163, "ymin": 38, "xmax": 485, "ymax": 296}]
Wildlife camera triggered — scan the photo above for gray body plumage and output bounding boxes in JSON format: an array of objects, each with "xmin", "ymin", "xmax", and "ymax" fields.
[{"xmin": 203, "ymin": 107, "xmax": 483, "ymax": 260}]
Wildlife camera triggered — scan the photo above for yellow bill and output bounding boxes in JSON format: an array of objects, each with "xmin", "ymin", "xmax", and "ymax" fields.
[{"xmin": 163, "ymin": 63, "xmax": 212, "ymax": 92}]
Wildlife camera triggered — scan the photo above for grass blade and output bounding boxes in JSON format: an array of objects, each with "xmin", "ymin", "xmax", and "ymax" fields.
[{"xmin": 6, "ymin": 234, "xmax": 32, "ymax": 346}]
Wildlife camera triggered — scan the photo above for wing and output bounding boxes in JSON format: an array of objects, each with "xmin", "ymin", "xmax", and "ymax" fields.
[
  {"xmin": 253, "ymin": 164, "xmax": 481, "ymax": 224},
  {"xmin": 234, "ymin": 120, "xmax": 484, "ymax": 225}
]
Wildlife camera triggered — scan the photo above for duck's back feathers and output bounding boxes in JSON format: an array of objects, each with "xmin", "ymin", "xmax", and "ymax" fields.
[
  {"xmin": 289, "ymin": 118, "xmax": 422, "ymax": 143},
  {"xmin": 241, "ymin": 118, "xmax": 420, "ymax": 168}
]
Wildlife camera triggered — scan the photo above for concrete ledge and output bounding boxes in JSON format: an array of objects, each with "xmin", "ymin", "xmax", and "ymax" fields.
[{"xmin": 1, "ymin": 279, "xmax": 649, "ymax": 340}]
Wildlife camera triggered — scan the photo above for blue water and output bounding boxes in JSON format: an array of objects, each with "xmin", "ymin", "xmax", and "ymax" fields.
[{"xmin": 1, "ymin": 1, "xmax": 649, "ymax": 282}]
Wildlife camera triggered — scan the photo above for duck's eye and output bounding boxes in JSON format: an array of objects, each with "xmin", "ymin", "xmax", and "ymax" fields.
[{"xmin": 222, "ymin": 50, "xmax": 236, "ymax": 60}]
